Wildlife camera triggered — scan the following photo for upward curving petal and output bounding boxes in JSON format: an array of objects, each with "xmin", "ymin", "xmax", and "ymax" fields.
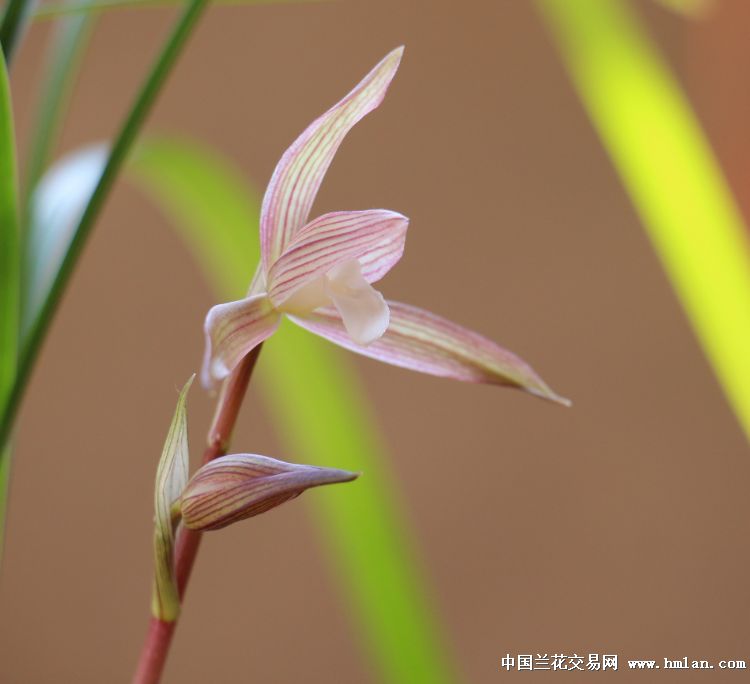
[
  {"xmin": 201, "ymin": 294, "xmax": 281, "ymax": 388},
  {"xmin": 267, "ymin": 209, "xmax": 408, "ymax": 307},
  {"xmin": 259, "ymin": 47, "xmax": 404, "ymax": 272},
  {"xmin": 289, "ymin": 301, "xmax": 570, "ymax": 405}
]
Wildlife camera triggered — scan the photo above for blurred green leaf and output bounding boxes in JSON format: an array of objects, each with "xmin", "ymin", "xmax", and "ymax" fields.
[
  {"xmin": 128, "ymin": 136, "xmax": 460, "ymax": 684},
  {"xmin": 0, "ymin": 17, "xmax": 91, "ymax": 558},
  {"xmin": 0, "ymin": 46, "xmax": 18, "ymax": 415},
  {"xmin": 23, "ymin": 144, "xmax": 108, "ymax": 337},
  {"xmin": 24, "ymin": 13, "xmax": 93, "ymax": 205},
  {"xmin": 21, "ymin": 12, "xmax": 94, "ymax": 331},
  {"xmin": 0, "ymin": 47, "xmax": 19, "ymax": 556},
  {"xmin": 1, "ymin": 0, "xmax": 35, "ymax": 63},
  {"xmin": 538, "ymin": 0, "xmax": 750, "ymax": 441},
  {"xmin": 652, "ymin": 0, "xmax": 711, "ymax": 17},
  {"xmin": 34, "ymin": 0, "xmax": 316, "ymax": 19},
  {"xmin": 0, "ymin": 0, "xmax": 207, "ymax": 452},
  {"xmin": 128, "ymin": 138, "xmax": 260, "ymax": 298}
]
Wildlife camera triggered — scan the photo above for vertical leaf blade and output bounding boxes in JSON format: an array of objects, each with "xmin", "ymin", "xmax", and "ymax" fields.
[
  {"xmin": 0, "ymin": 46, "xmax": 18, "ymax": 412},
  {"xmin": 0, "ymin": 0, "xmax": 35, "ymax": 64},
  {"xmin": 24, "ymin": 12, "xmax": 93, "ymax": 204},
  {"xmin": 23, "ymin": 144, "xmax": 108, "ymax": 336},
  {"xmin": 537, "ymin": 0, "xmax": 750, "ymax": 441},
  {"xmin": 128, "ymin": 136, "xmax": 460, "ymax": 684},
  {"xmin": 0, "ymin": 0, "xmax": 206, "ymax": 453},
  {"xmin": 260, "ymin": 324, "xmax": 456, "ymax": 684},
  {"xmin": 0, "ymin": 45, "xmax": 19, "ymax": 557}
]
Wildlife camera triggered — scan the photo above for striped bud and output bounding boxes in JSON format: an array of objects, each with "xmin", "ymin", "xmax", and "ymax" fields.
[
  {"xmin": 152, "ymin": 376, "xmax": 193, "ymax": 622},
  {"xmin": 180, "ymin": 454, "xmax": 358, "ymax": 531}
]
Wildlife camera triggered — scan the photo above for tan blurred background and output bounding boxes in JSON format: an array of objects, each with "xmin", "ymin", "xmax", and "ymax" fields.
[{"xmin": 2, "ymin": 0, "xmax": 749, "ymax": 681}]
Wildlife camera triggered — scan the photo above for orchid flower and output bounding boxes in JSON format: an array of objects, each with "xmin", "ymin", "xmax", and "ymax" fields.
[{"xmin": 202, "ymin": 47, "xmax": 568, "ymax": 405}]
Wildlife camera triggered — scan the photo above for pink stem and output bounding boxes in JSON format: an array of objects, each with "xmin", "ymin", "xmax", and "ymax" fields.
[
  {"xmin": 131, "ymin": 345, "xmax": 263, "ymax": 684},
  {"xmin": 131, "ymin": 618, "xmax": 176, "ymax": 684}
]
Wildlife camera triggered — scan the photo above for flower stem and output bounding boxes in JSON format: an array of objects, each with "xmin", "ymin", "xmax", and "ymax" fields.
[
  {"xmin": 175, "ymin": 344, "xmax": 262, "ymax": 595},
  {"xmin": 131, "ymin": 618, "xmax": 176, "ymax": 684},
  {"xmin": 132, "ymin": 344, "xmax": 263, "ymax": 684}
]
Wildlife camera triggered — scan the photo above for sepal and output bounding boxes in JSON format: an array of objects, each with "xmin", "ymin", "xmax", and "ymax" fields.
[
  {"xmin": 290, "ymin": 301, "xmax": 570, "ymax": 405},
  {"xmin": 151, "ymin": 376, "xmax": 193, "ymax": 622},
  {"xmin": 180, "ymin": 454, "xmax": 358, "ymax": 531}
]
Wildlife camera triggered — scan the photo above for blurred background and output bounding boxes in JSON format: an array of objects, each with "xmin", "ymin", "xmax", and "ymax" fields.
[{"xmin": 2, "ymin": 0, "xmax": 750, "ymax": 681}]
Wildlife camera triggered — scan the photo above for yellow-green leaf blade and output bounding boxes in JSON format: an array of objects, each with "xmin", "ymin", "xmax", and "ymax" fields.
[
  {"xmin": 0, "ymin": 47, "xmax": 18, "ymax": 420},
  {"xmin": 537, "ymin": 0, "xmax": 750, "ymax": 441},
  {"xmin": 0, "ymin": 46, "xmax": 19, "ymax": 558}
]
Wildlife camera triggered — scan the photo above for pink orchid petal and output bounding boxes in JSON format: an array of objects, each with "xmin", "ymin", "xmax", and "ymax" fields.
[
  {"xmin": 289, "ymin": 301, "xmax": 570, "ymax": 405},
  {"xmin": 247, "ymin": 263, "xmax": 266, "ymax": 296},
  {"xmin": 267, "ymin": 209, "xmax": 408, "ymax": 307},
  {"xmin": 180, "ymin": 454, "xmax": 358, "ymax": 531},
  {"xmin": 260, "ymin": 47, "xmax": 404, "ymax": 272},
  {"xmin": 201, "ymin": 294, "xmax": 281, "ymax": 388}
]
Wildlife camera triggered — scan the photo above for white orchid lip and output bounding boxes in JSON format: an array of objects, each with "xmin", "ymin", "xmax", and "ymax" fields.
[
  {"xmin": 323, "ymin": 260, "xmax": 389, "ymax": 345},
  {"xmin": 200, "ymin": 47, "xmax": 568, "ymax": 406},
  {"xmin": 278, "ymin": 275, "xmax": 329, "ymax": 316},
  {"xmin": 278, "ymin": 259, "xmax": 389, "ymax": 346}
]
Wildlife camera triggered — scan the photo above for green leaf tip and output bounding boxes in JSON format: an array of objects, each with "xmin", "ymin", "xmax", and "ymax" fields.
[{"xmin": 151, "ymin": 375, "xmax": 194, "ymax": 622}]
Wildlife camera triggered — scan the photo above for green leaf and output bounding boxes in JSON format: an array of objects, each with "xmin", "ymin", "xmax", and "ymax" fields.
[
  {"xmin": 23, "ymin": 12, "xmax": 93, "ymax": 205},
  {"xmin": 23, "ymin": 144, "xmax": 108, "ymax": 337},
  {"xmin": 0, "ymin": 44, "xmax": 19, "ymax": 558},
  {"xmin": 0, "ymin": 45, "xmax": 18, "ymax": 413},
  {"xmin": 0, "ymin": 0, "xmax": 207, "ymax": 454},
  {"xmin": 537, "ymin": 0, "xmax": 750, "ymax": 442},
  {"xmin": 34, "ymin": 0, "xmax": 317, "ymax": 20},
  {"xmin": 1, "ymin": 0, "xmax": 36, "ymax": 64},
  {"xmin": 152, "ymin": 376, "xmax": 193, "ymax": 622},
  {"xmin": 128, "ymin": 137, "xmax": 259, "ymax": 298},
  {"xmin": 128, "ymin": 136, "xmax": 460, "ymax": 684}
]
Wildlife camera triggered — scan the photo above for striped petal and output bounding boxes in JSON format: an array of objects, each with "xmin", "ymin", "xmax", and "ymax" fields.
[
  {"xmin": 260, "ymin": 47, "xmax": 403, "ymax": 272},
  {"xmin": 289, "ymin": 301, "xmax": 571, "ymax": 405},
  {"xmin": 267, "ymin": 209, "xmax": 408, "ymax": 307},
  {"xmin": 180, "ymin": 454, "xmax": 358, "ymax": 531},
  {"xmin": 201, "ymin": 294, "xmax": 281, "ymax": 388}
]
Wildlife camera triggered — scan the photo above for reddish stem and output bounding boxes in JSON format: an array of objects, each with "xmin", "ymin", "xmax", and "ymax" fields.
[
  {"xmin": 132, "ymin": 345, "xmax": 262, "ymax": 684},
  {"xmin": 175, "ymin": 345, "xmax": 261, "ymax": 596},
  {"xmin": 131, "ymin": 618, "xmax": 176, "ymax": 684}
]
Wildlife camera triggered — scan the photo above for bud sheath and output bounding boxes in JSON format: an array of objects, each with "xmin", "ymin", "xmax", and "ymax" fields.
[{"xmin": 180, "ymin": 454, "xmax": 358, "ymax": 531}]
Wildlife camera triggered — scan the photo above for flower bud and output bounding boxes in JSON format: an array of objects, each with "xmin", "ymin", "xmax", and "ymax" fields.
[
  {"xmin": 152, "ymin": 376, "xmax": 193, "ymax": 622},
  {"xmin": 180, "ymin": 454, "xmax": 358, "ymax": 531}
]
